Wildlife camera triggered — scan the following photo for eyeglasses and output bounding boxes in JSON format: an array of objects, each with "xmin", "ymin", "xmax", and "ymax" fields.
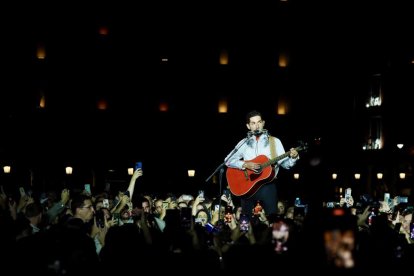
[{"xmin": 81, "ymin": 205, "xmax": 94, "ymax": 209}]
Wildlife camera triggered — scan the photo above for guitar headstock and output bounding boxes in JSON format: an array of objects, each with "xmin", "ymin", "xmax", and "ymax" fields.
[{"xmin": 296, "ymin": 141, "xmax": 309, "ymax": 152}]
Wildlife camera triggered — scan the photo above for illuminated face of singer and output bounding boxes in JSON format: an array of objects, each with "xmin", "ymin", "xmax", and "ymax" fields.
[{"xmin": 247, "ymin": 115, "xmax": 265, "ymax": 133}]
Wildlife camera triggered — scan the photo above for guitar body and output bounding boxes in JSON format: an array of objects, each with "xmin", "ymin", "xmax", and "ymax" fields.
[{"xmin": 226, "ymin": 155, "xmax": 275, "ymax": 198}]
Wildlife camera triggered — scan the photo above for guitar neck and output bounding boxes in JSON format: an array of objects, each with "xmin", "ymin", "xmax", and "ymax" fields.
[
  {"xmin": 263, "ymin": 152, "xmax": 291, "ymax": 167},
  {"xmin": 263, "ymin": 146, "xmax": 302, "ymax": 167}
]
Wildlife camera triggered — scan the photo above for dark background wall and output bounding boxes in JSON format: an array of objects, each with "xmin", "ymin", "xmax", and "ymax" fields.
[{"xmin": 1, "ymin": 1, "xmax": 413, "ymax": 201}]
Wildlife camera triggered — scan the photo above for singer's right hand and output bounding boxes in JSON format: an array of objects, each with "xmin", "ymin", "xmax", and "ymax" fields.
[{"xmin": 242, "ymin": 162, "xmax": 260, "ymax": 171}]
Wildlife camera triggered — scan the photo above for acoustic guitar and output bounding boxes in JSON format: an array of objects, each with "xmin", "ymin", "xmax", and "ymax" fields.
[{"xmin": 226, "ymin": 144, "xmax": 307, "ymax": 197}]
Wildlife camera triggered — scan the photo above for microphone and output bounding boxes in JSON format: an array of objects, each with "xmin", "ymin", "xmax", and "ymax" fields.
[{"xmin": 247, "ymin": 129, "xmax": 268, "ymax": 138}]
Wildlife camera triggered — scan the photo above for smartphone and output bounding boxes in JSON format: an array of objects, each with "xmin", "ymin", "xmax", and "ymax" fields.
[
  {"xmin": 180, "ymin": 207, "xmax": 192, "ymax": 230},
  {"xmin": 272, "ymin": 219, "xmax": 290, "ymax": 253},
  {"xmin": 323, "ymin": 209, "xmax": 357, "ymax": 269},
  {"xmin": 253, "ymin": 200, "xmax": 263, "ymax": 215},
  {"xmin": 19, "ymin": 187, "xmax": 26, "ymax": 197},
  {"xmin": 135, "ymin": 162, "xmax": 142, "ymax": 170},
  {"xmin": 195, "ymin": 217, "xmax": 206, "ymax": 224},
  {"xmin": 326, "ymin": 202, "xmax": 335, "ymax": 208},
  {"xmin": 223, "ymin": 189, "xmax": 231, "ymax": 198},
  {"xmin": 294, "ymin": 206, "xmax": 306, "ymax": 217},
  {"xmin": 103, "ymin": 199, "xmax": 110, "ymax": 209},
  {"xmin": 95, "ymin": 210, "xmax": 105, "ymax": 228},
  {"xmin": 384, "ymin": 192, "xmax": 390, "ymax": 204},
  {"xmin": 367, "ymin": 206, "xmax": 379, "ymax": 226},
  {"xmin": 397, "ymin": 196, "xmax": 408, "ymax": 203},
  {"xmin": 344, "ymin": 188, "xmax": 352, "ymax": 207},
  {"xmin": 394, "ymin": 222, "xmax": 402, "ymax": 234},
  {"xmin": 324, "ymin": 229, "xmax": 356, "ymax": 268},
  {"xmin": 205, "ymin": 222, "xmax": 218, "ymax": 233},
  {"xmin": 182, "ymin": 194, "xmax": 193, "ymax": 201},
  {"xmin": 345, "ymin": 188, "xmax": 352, "ymax": 199},
  {"xmin": 162, "ymin": 201, "xmax": 169, "ymax": 209},
  {"xmin": 224, "ymin": 206, "xmax": 233, "ymax": 223},
  {"xmin": 113, "ymin": 212, "xmax": 121, "ymax": 223},
  {"xmin": 198, "ymin": 190, "xmax": 205, "ymax": 200},
  {"xmin": 239, "ymin": 213, "xmax": 250, "ymax": 232},
  {"xmin": 84, "ymin": 184, "xmax": 91, "ymax": 195}
]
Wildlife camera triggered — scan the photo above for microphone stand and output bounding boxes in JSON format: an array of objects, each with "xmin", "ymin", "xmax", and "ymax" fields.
[{"xmin": 205, "ymin": 136, "xmax": 249, "ymax": 220}]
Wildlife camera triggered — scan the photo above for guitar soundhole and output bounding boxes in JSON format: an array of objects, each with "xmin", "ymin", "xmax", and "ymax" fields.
[{"xmin": 250, "ymin": 173, "xmax": 261, "ymax": 181}]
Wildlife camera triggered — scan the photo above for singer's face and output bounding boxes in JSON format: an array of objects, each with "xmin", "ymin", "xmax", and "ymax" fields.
[{"xmin": 247, "ymin": 115, "xmax": 264, "ymax": 131}]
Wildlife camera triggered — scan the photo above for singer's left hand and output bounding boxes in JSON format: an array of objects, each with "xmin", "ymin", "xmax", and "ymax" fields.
[{"xmin": 289, "ymin": 148, "xmax": 299, "ymax": 159}]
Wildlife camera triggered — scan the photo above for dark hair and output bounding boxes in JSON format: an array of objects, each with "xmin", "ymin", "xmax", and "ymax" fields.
[
  {"xmin": 71, "ymin": 194, "xmax": 92, "ymax": 214},
  {"xmin": 211, "ymin": 198, "xmax": 228, "ymax": 209},
  {"xmin": 246, "ymin": 110, "xmax": 262, "ymax": 123},
  {"xmin": 25, "ymin": 202, "xmax": 42, "ymax": 218},
  {"xmin": 195, "ymin": 208, "xmax": 211, "ymax": 222}
]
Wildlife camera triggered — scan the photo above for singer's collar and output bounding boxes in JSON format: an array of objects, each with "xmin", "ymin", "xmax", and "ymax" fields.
[{"xmin": 246, "ymin": 130, "xmax": 270, "ymax": 147}]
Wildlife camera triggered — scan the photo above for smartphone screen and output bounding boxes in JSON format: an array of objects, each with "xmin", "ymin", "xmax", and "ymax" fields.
[
  {"xmin": 272, "ymin": 219, "xmax": 290, "ymax": 253},
  {"xmin": 253, "ymin": 200, "xmax": 263, "ymax": 215},
  {"xmin": 224, "ymin": 206, "xmax": 233, "ymax": 223},
  {"xmin": 239, "ymin": 214, "xmax": 250, "ymax": 232},
  {"xmin": 84, "ymin": 184, "xmax": 91, "ymax": 195},
  {"xmin": 223, "ymin": 189, "xmax": 231, "ymax": 198},
  {"xmin": 198, "ymin": 190, "xmax": 205, "ymax": 200},
  {"xmin": 19, "ymin": 187, "xmax": 26, "ymax": 197},
  {"xmin": 103, "ymin": 199, "xmax": 110, "ymax": 208},
  {"xmin": 323, "ymin": 209, "xmax": 357, "ymax": 269},
  {"xmin": 135, "ymin": 162, "xmax": 142, "ymax": 170}
]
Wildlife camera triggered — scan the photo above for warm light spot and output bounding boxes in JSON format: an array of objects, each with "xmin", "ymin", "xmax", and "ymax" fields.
[
  {"xmin": 97, "ymin": 99, "xmax": 108, "ymax": 110},
  {"xmin": 218, "ymin": 99, "xmax": 228, "ymax": 113},
  {"xmin": 98, "ymin": 26, "xmax": 109, "ymax": 36},
  {"xmin": 37, "ymin": 44, "xmax": 46, "ymax": 60},
  {"xmin": 65, "ymin": 166, "xmax": 73, "ymax": 175},
  {"xmin": 188, "ymin": 170, "xmax": 195, "ymax": 177},
  {"xmin": 219, "ymin": 49, "xmax": 229, "ymax": 65},
  {"xmin": 3, "ymin": 166, "xmax": 11, "ymax": 174},
  {"xmin": 333, "ymin": 208, "xmax": 345, "ymax": 216},
  {"xmin": 277, "ymin": 97, "xmax": 288, "ymax": 115},
  {"xmin": 39, "ymin": 95, "xmax": 46, "ymax": 108},
  {"xmin": 278, "ymin": 52, "xmax": 289, "ymax": 67},
  {"xmin": 277, "ymin": 103, "xmax": 286, "ymax": 115},
  {"xmin": 159, "ymin": 102, "xmax": 169, "ymax": 112}
]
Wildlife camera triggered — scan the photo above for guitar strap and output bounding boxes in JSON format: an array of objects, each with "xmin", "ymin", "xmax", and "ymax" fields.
[{"xmin": 269, "ymin": 136, "xmax": 278, "ymax": 163}]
